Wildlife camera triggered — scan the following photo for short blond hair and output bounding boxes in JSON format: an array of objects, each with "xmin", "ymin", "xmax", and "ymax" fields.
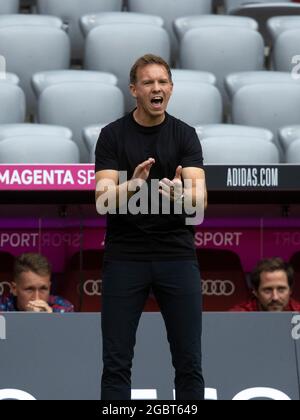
[{"xmin": 14, "ymin": 253, "xmax": 51, "ymax": 281}]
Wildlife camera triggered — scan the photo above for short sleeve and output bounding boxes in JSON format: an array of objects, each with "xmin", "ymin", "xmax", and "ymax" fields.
[
  {"xmin": 95, "ymin": 127, "xmax": 119, "ymax": 173},
  {"xmin": 180, "ymin": 127, "xmax": 204, "ymax": 169}
]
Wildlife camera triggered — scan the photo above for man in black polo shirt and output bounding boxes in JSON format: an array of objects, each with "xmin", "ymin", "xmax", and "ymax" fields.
[{"xmin": 95, "ymin": 54, "xmax": 207, "ymax": 400}]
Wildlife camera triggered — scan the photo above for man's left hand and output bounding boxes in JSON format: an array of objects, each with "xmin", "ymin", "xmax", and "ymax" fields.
[{"xmin": 159, "ymin": 166, "xmax": 183, "ymax": 202}]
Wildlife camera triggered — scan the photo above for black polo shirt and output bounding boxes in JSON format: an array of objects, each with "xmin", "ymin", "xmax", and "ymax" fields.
[{"xmin": 95, "ymin": 111, "xmax": 204, "ymax": 261}]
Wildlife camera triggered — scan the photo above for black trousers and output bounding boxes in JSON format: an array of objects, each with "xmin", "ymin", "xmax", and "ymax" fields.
[{"xmin": 101, "ymin": 260, "xmax": 204, "ymax": 400}]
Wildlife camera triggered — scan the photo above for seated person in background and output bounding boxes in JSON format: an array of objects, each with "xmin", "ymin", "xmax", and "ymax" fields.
[
  {"xmin": 231, "ymin": 257, "xmax": 300, "ymax": 312},
  {"xmin": 0, "ymin": 253, "xmax": 74, "ymax": 313}
]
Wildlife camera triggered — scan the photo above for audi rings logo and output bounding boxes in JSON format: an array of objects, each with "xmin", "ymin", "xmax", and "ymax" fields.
[
  {"xmin": 83, "ymin": 279, "xmax": 102, "ymax": 297},
  {"xmin": 0, "ymin": 282, "xmax": 12, "ymax": 297},
  {"xmin": 202, "ymin": 280, "xmax": 235, "ymax": 297}
]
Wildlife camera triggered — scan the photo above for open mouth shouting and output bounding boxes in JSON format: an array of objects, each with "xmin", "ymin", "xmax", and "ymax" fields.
[{"xmin": 151, "ymin": 96, "xmax": 164, "ymax": 110}]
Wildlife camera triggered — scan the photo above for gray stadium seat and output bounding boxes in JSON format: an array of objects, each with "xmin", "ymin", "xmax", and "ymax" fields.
[
  {"xmin": 228, "ymin": 2, "xmax": 300, "ymax": 44},
  {"xmin": 286, "ymin": 139, "xmax": 300, "ymax": 163},
  {"xmin": 0, "ymin": 136, "xmax": 80, "ymax": 163},
  {"xmin": 80, "ymin": 12, "xmax": 163, "ymax": 37},
  {"xmin": 0, "ymin": 15, "xmax": 70, "ymax": 115},
  {"xmin": 174, "ymin": 15, "xmax": 258, "ymax": 42},
  {"xmin": 167, "ymin": 83, "xmax": 222, "ymax": 126},
  {"xmin": 180, "ymin": 27, "xmax": 264, "ymax": 102},
  {"xmin": 279, "ymin": 126, "xmax": 300, "ymax": 151},
  {"xmin": 32, "ymin": 70, "xmax": 118, "ymax": 97},
  {"xmin": 267, "ymin": 16, "xmax": 300, "ymax": 40},
  {"xmin": 0, "ymin": 0, "xmax": 19, "ymax": 14},
  {"xmin": 171, "ymin": 69, "xmax": 216, "ymax": 85},
  {"xmin": 272, "ymin": 29, "xmax": 300, "ymax": 72},
  {"xmin": 37, "ymin": 0, "xmax": 123, "ymax": 60},
  {"xmin": 0, "ymin": 14, "xmax": 63, "ymax": 28},
  {"xmin": 0, "ymin": 82, "xmax": 25, "ymax": 124},
  {"xmin": 201, "ymin": 137, "xmax": 280, "ymax": 164},
  {"xmin": 195, "ymin": 124, "xmax": 274, "ymax": 143},
  {"xmin": 82, "ymin": 124, "xmax": 106, "ymax": 163},
  {"xmin": 225, "ymin": 0, "xmax": 291, "ymax": 14},
  {"xmin": 37, "ymin": 82, "xmax": 124, "ymax": 162},
  {"xmin": 232, "ymin": 83, "xmax": 300, "ymax": 160},
  {"xmin": 127, "ymin": 0, "xmax": 213, "ymax": 62},
  {"xmin": 225, "ymin": 71, "xmax": 299, "ymax": 99},
  {"xmin": 0, "ymin": 73, "xmax": 20, "ymax": 85},
  {"xmin": 84, "ymin": 23, "xmax": 170, "ymax": 112},
  {"xmin": 0, "ymin": 124, "xmax": 72, "ymax": 141}
]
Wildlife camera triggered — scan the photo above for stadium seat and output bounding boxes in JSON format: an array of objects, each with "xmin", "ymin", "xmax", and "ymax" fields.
[
  {"xmin": 37, "ymin": 81, "xmax": 124, "ymax": 162},
  {"xmin": 0, "ymin": 123, "xmax": 72, "ymax": 142},
  {"xmin": 267, "ymin": 15, "xmax": 300, "ymax": 40},
  {"xmin": 0, "ymin": 73, "xmax": 20, "ymax": 85},
  {"xmin": 201, "ymin": 137, "xmax": 280, "ymax": 164},
  {"xmin": 225, "ymin": 0, "xmax": 292, "ymax": 14},
  {"xmin": 0, "ymin": 0, "xmax": 19, "ymax": 14},
  {"xmin": 80, "ymin": 12, "xmax": 163, "ymax": 37},
  {"xmin": 171, "ymin": 69, "xmax": 216, "ymax": 85},
  {"xmin": 167, "ymin": 82, "xmax": 222, "ymax": 126},
  {"xmin": 0, "ymin": 15, "xmax": 70, "ymax": 115},
  {"xmin": 84, "ymin": 23, "xmax": 170, "ymax": 112},
  {"xmin": 82, "ymin": 125, "xmax": 106, "ymax": 163},
  {"xmin": 272, "ymin": 29, "xmax": 300, "ymax": 72},
  {"xmin": 290, "ymin": 252, "xmax": 300, "ymax": 302},
  {"xmin": 180, "ymin": 27, "xmax": 264, "ymax": 102},
  {"xmin": 286, "ymin": 139, "xmax": 300, "ymax": 163},
  {"xmin": 195, "ymin": 124, "xmax": 274, "ymax": 143},
  {"xmin": 232, "ymin": 83, "xmax": 300, "ymax": 158},
  {"xmin": 58, "ymin": 250, "xmax": 105, "ymax": 312},
  {"xmin": 225, "ymin": 71, "xmax": 300, "ymax": 100},
  {"xmin": 0, "ymin": 252, "xmax": 15, "ymax": 298},
  {"xmin": 143, "ymin": 290, "xmax": 160, "ymax": 312},
  {"xmin": 196, "ymin": 249, "xmax": 250, "ymax": 311},
  {"xmin": 0, "ymin": 136, "xmax": 80, "ymax": 163},
  {"xmin": 174, "ymin": 15, "xmax": 258, "ymax": 42},
  {"xmin": 0, "ymin": 14, "xmax": 63, "ymax": 28},
  {"xmin": 127, "ymin": 0, "xmax": 213, "ymax": 62},
  {"xmin": 37, "ymin": 0, "xmax": 123, "ymax": 60},
  {"xmin": 279, "ymin": 125, "xmax": 300, "ymax": 151},
  {"xmin": 229, "ymin": 2, "xmax": 300, "ymax": 44},
  {"xmin": 0, "ymin": 82, "xmax": 26, "ymax": 124},
  {"xmin": 32, "ymin": 70, "xmax": 118, "ymax": 97}
]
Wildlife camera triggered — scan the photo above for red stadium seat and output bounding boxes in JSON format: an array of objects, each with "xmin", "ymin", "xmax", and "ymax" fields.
[
  {"xmin": 143, "ymin": 291, "xmax": 160, "ymax": 312},
  {"xmin": 289, "ymin": 253, "xmax": 300, "ymax": 302},
  {"xmin": 197, "ymin": 249, "xmax": 250, "ymax": 311},
  {"xmin": 0, "ymin": 252, "xmax": 15, "ymax": 298},
  {"xmin": 57, "ymin": 250, "xmax": 104, "ymax": 312}
]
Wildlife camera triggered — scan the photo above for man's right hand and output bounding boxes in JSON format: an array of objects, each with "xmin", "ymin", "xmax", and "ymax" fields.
[
  {"xmin": 95, "ymin": 158, "xmax": 155, "ymax": 213},
  {"xmin": 130, "ymin": 158, "xmax": 155, "ymax": 186}
]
